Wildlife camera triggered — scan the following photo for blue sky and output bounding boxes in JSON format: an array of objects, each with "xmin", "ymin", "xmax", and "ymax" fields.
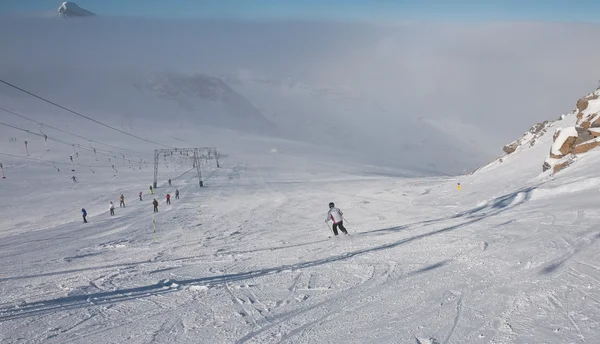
[{"xmin": 2, "ymin": 0, "xmax": 600, "ymax": 22}]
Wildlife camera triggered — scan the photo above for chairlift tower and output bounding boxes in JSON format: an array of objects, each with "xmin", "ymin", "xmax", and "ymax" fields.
[{"xmin": 153, "ymin": 147, "xmax": 219, "ymax": 188}]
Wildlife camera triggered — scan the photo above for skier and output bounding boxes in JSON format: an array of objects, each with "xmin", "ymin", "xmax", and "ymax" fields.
[
  {"xmin": 120, "ymin": 194, "xmax": 125, "ymax": 207},
  {"xmin": 149, "ymin": 185, "xmax": 153, "ymax": 195},
  {"xmin": 175, "ymin": 189, "xmax": 179, "ymax": 199},
  {"xmin": 109, "ymin": 201, "xmax": 115, "ymax": 216},
  {"xmin": 326, "ymin": 202, "xmax": 348, "ymax": 236},
  {"xmin": 139, "ymin": 191, "xmax": 143, "ymax": 201},
  {"xmin": 166, "ymin": 193, "xmax": 171, "ymax": 205},
  {"xmin": 81, "ymin": 208, "xmax": 87, "ymax": 223},
  {"xmin": 72, "ymin": 175, "xmax": 77, "ymax": 183},
  {"xmin": 168, "ymin": 178, "xmax": 172, "ymax": 186},
  {"xmin": 153, "ymin": 199, "xmax": 159, "ymax": 213}
]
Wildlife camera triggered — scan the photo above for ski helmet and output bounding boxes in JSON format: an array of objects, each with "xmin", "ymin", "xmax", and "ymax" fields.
[{"xmin": 329, "ymin": 202, "xmax": 335, "ymax": 208}]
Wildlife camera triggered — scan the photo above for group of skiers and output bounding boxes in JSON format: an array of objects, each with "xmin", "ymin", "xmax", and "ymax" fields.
[
  {"xmin": 79, "ymin": 181, "xmax": 349, "ymax": 238},
  {"xmin": 80, "ymin": 181, "xmax": 181, "ymax": 223}
]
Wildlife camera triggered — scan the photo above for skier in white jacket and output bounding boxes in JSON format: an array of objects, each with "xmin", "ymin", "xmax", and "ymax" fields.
[{"xmin": 326, "ymin": 202, "xmax": 348, "ymax": 235}]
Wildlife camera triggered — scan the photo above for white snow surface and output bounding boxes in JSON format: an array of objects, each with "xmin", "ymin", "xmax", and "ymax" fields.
[
  {"xmin": 4, "ymin": 16, "xmax": 600, "ymax": 344},
  {"xmin": 550, "ymin": 126, "xmax": 577, "ymax": 156},
  {"xmin": 2, "ymin": 107, "xmax": 600, "ymax": 343}
]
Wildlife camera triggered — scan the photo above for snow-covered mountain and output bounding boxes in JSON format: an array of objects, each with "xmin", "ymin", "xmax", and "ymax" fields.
[{"xmin": 57, "ymin": 2, "xmax": 95, "ymax": 17}]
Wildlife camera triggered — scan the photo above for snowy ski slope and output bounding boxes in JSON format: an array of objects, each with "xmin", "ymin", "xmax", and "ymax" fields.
[
  {"xmin": 4, "ymin": 13, "xmax": 600, "ymax": 344},
  {"xmin": 2, "ymin": 106, "xmax": 600, "ymax": 343}
]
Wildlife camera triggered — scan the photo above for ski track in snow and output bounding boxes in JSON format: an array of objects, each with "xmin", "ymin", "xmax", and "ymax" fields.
[{"xmin": 3, "ymin": 149, "xmax": 600, "ymax": 343}]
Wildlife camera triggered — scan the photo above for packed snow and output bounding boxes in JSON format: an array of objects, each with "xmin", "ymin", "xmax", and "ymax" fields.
[{"xmin": 2, "ymin": 104, "xmax": 600, "ymax": 343}]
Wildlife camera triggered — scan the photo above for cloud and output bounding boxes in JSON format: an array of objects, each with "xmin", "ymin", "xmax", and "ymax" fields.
[{"xmin": 1, "ymin": 17, "xmax": 600, "ymax": 174}]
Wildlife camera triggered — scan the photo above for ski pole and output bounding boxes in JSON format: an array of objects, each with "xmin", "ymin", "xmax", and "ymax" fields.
[
  {"xmin": 325, "ymin": 221, "xmax": 334, "ymax": 235},
  {"xmin": 153, "ymin": 213, "xmax": 157, "ymax": 242},
  {"xmin": 342, "ymin": 216, "xmax": 349, "ymax": 224}
]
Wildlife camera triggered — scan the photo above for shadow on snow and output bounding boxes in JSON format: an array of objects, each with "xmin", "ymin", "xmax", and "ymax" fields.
[{"xmin": 0, "ymin": 187, "xmax": 536, "ymax": 321}]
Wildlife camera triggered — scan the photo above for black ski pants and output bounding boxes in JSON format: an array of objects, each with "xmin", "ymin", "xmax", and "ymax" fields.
[
  {"xmin": 332, "ymin": 221, "xmax": 348, "ymax": 235},
  {"xmin": 83, "ymin": 215, "xmax": 87, "ymax": 223}
]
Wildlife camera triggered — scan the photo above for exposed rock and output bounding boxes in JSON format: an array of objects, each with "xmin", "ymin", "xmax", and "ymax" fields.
[
  {"xmin": 500, "ymin": 120, "xmax": 552, "ymax": 157},
  {"xmin": 553, "ymin": 161, "xmax": 571, "ymax": 173},
  {"xmin": 542, "ymin": 161, "xmax": 551, "ymax": 172},
  {"xmin": 576, "ymin": 97, "xmax": 589, "ymax": 112},
  {"xmin": 574, "ymin": 140, "xmax": 600, "ymax": 154},
  {"xmin": 574, "ymin": 127, "xmax": 594, "ymax": 145},
  {"xmin": 553, "ymin": 129, "xmax": 561, "ymax": 141},
  {"xmin": 529, "ymin": 121, "xmax": 548, "ymax": 135},
  {"xmin": 557, "ymin": 135, "xmax": 577, "ymax": 156},
  {"xmin": 503, "ymin": 143, "xmax": 518, "ymax": 154}
]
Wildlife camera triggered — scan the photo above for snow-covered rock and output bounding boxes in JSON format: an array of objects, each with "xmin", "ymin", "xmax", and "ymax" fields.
[
  {"xmin": 492, "ymin": 87, "xmax": 600, "ymax": 174},
  {"xmin": 550, "ymin": 127, "xmax": 578, "ymax": 158},
  {"xmin": 502, "ymin": 120, "xmax": 553, "ymax": 156},
  {"xmin": 57, "ymin": 2, "xmax": 95, "ymax": 18}
]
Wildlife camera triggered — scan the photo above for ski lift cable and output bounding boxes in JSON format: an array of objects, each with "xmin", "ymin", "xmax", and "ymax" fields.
[
  {"xmin": 0, "ymin": 152, "xmax": 115, "ymax": 169},
  {"xmin": 0, "ymin": 121, "xmax": 117, "ymax": 159},
  {"xmin": 0, "ymin": 107, "xmax": 153, "ymax": 158},
  {"xmin": 0, "ymin": 79, "xmax": 176, "ymax": 148}
]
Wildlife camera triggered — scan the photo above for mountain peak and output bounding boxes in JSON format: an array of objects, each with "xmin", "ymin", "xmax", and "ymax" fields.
[{"xmin": 57, "ymin": 2, "xmax": 95, "ymax": 17}]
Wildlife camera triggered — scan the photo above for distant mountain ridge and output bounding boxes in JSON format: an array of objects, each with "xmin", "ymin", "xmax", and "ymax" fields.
[{"xmin": 57, "ymin": 2, "xmax": 95, "ymax": 17}]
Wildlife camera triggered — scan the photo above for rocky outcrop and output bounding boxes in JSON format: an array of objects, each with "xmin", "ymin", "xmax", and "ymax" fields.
[
  {"xmin": 574, "ymin": 139, "xmax": 600, "ymax": 154},
  {"xmin": 543, "ymin": 90, "xmax": 600, "ymax": 173},
  {"xmin": 502, "ymin": 120, "xmax": 552, "ymax": 156},
  {"xmin": 503, "ymin": 143, "xmax": 518, "ymax": 154},
  {"xmin": 553, "ymin": 160, "xmax": 572, "ymax": 173},
  {"xmin": 491, "ymin": 88, "xmax": 600, "ymax": 176}
]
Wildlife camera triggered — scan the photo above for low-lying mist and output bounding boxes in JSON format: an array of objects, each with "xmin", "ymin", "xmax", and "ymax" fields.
[{"xmin": 2, "ymin": 16, "xmax": 599, "ymax": 175}]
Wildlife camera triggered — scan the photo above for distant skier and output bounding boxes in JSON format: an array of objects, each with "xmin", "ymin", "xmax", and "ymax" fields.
[
  {"xmin": 166, "ymin": 193, "xmax": 171, "ymax": 205},
  {"xmin": 72, "ymin": 175, "xmax": 77, "ymax": 183},
  {"xmin": 149, "ymin": 185, "xmax": 153, "ymax": 195},
  {"xmin": 168, "ymin": 178, "xmax": 172, "ymax": 186},
  {"xmin": 326, "ymin": 202, "xmax": 348, "ymax": 236},
  {"xmin": 120, "ymin": 194, "xmax": 125, "ymax": 207},
  {"xmin": 81, "ymin": 208, "xmax": 87, "ymax": 223},
  {"xmin": 109, "ymin": 201, "xmax": 115, "ymax": 216},
  {"xmin": 175, "ymin": 189, "xmax": 179, "ymax": 199},
  {"xmin": 139, "ymin": 191, "xmax": 143, "ymax": 201},
  {"xmin": 153, "ymin": 199, "xmax": 159, "ymax": 213}
]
